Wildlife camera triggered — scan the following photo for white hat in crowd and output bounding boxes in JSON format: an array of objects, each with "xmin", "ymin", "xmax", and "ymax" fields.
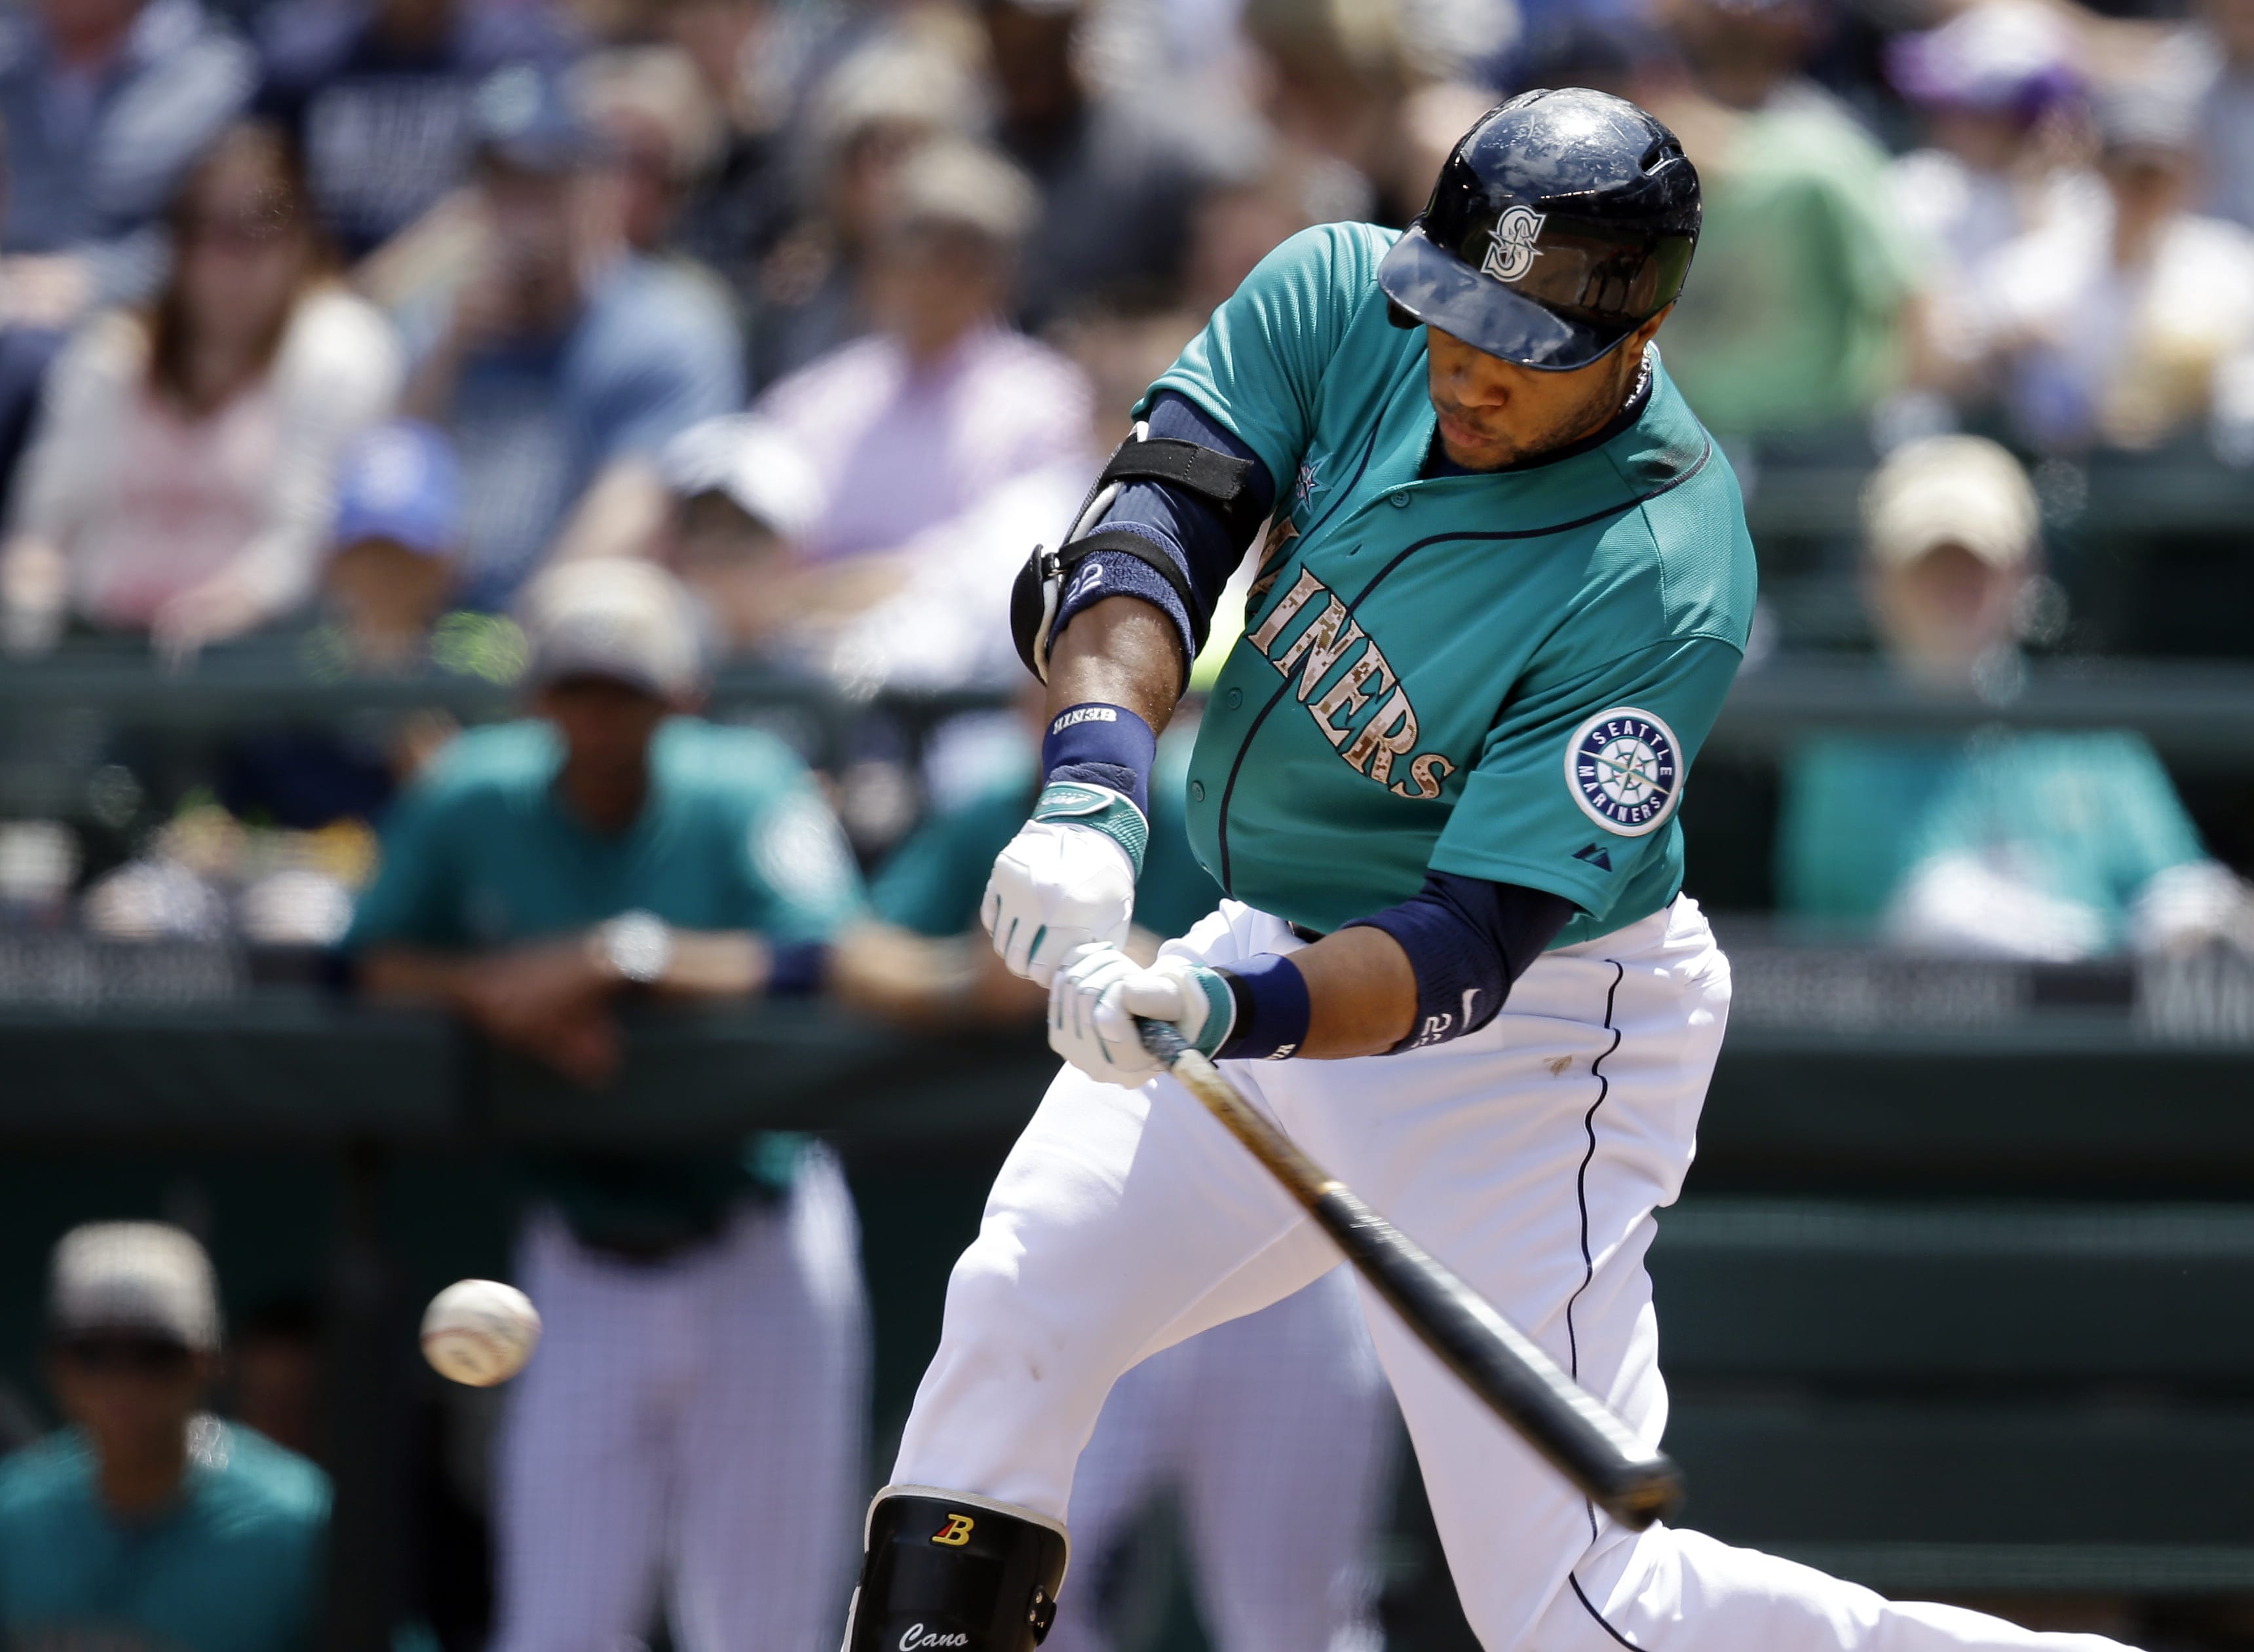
[
  {"xmin": 894, "ymin": 139, "xmax": 1041, "ymax": 247},
  {"xmin": 518, "ymin": 558, "xmax": 707, "ymax": 700},
  {"xmin": 49, "ymin": 1222, "xmax": 221, "ymax": 1353},
  {"xmin": 660, "ymin": 415, "xmax": 826, "ymax": 543},
  {"xmin": 1862, "ymin": 434, "xmax": 2040, "ymax": 571},
  {"xmin": 805, "ymin": 37, "xmax": 978, "ymax": 169}
]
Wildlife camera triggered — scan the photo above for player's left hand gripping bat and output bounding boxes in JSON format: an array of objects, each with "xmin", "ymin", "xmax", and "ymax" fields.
[{"xmin": 1137, "ymin": 1019, "xmax": 1685, "ymax": 1531}]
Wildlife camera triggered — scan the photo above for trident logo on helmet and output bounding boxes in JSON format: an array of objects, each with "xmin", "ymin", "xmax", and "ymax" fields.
[{"xmin": 1481, "ymin": 206, "xmax": 1546, "ymax": 284}]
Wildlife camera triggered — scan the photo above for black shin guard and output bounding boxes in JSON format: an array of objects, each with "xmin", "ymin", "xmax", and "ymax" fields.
[{"xmin": 841, "ymin": 1486, "xmax": 1069, "ymax": 1652}]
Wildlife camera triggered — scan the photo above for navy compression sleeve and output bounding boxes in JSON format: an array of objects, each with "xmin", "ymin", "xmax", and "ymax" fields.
[
  {"xmin": 1048, "ymin": 392, "xmax": 1276, "ymax": 669},
  {"xmin": 1342, "ymin": 875, "xmax": 1577, "ymax": 1052}
]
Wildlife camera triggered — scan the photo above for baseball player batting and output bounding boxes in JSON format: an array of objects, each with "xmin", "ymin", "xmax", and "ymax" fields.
[{"xmin": 841, "ymin": 90, "xmax": 2139, "ymax": 1652}]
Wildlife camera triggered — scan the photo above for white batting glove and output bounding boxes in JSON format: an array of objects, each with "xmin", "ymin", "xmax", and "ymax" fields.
[
  {"xmin": 981, "ymin": 783, "xmax": 1147, "ymax": 986},
  {"xmin": 1050, "ymin": 944, "xmax": 1236, "ymax": 1087}
]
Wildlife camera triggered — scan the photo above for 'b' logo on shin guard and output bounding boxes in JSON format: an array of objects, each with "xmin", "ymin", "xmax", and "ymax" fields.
[{"xmin": 931, "ymin": 1514, "xmax": 976, "ymax": 1547}]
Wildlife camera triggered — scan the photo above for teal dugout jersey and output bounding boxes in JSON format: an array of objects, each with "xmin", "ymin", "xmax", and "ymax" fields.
[
  {"xmin": 1145, "ymin": 223, "xmax": 1759, "ymax": 945},
  {"xmin": 0, "ymin": 1422, "xmax": 328, "ymax": 1652},
  {"xmin": 1780, "ymin": 729, "xmax": 2207, "ymax": 947},
  {"xmin": 875, "ymin": 728, "xmax": 1223, "ymax": 944},
  {"xmin": 346, "ymin": 718, "xmax": 864, "ymax": 1249}
]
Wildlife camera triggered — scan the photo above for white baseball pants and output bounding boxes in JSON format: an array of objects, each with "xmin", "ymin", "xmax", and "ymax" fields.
[
  {"xmin": 493, "ymin": 1148, "xmax": 868, "ymax": 1652},
  {"xmin": 893, "ymin": 897, "xmax": 2138, "ymax": 1652},
  {"xmin": 1043, "ymin": 1264, "xmax": 1397, "ymax": 1652}
]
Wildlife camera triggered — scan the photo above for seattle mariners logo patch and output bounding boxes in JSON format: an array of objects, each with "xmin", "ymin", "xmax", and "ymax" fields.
[
  {"xmin": 1481, "ymin": 206, "xmax": 1546, "ymax": 284},
  {"xmin": 1565, "ymin": 707, "xmax": 1681, "ymax": 837}
]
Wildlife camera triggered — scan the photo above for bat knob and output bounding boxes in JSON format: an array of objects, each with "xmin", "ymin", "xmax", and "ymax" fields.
[
  {"xmin": 1602, "ymin": 1453, "xmax": 1687, "ymax": 1531},
  {"xmin": 1136, "ymin": 1017, "xmax": 1192, "ymax": 1064}
]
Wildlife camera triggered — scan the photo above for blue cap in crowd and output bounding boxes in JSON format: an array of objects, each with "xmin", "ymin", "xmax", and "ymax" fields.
[
  {"xmin": 472, "ymin": 64, "xmax": 599, "ymax": 175},
  {"xmin": 332, "ymin": 421, "xmax": 463, "ymax": 559}
]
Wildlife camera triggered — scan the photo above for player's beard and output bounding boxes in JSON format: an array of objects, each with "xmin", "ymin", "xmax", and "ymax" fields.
[{"xmin": 1430, "ymin": 342, "xmax": 1646, "ymax": 472}]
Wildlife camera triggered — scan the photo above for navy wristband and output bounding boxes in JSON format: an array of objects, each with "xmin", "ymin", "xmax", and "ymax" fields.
[
  {"xmin": 1214, "ymin": 952, "xmax": 1310, "ymax": 1061},
  {"xmin": 1041, "ymin": 702, "xmax": 1157, "ymax": 817},
  {"xmin": 767, "ymin": 940, "xmax": 828, "ymax": 998},
  {"xmin": 1343, "ymin": 876, "xmax": 1576, "ymax": 1053}
]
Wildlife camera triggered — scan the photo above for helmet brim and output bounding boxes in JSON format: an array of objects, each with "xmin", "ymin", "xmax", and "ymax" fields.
[{"xmin": 1377, "ymin": 225, "xmax": 1635, "ymax": 372}]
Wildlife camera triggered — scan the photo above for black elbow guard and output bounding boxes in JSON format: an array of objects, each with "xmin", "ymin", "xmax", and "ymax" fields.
[
  {"xmin": 1010, "ymin": 543, "xmax": 1056, "ymax": 680},
  {"xmin": 1010, "ymin": 430, "xmax": 1263, "ymax": 681}
]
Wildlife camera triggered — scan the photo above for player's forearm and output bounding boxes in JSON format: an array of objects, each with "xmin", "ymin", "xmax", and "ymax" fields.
[
  {"xmin": 1290, "ymin": 927, "xmax": 1419, "ymax": 1057},
  {"xmin": 1044, "ymin": 595, "xmax": 1185, "ymax": 734},
  {"xmin": 548, "ymin": 459, "xmax": 670, "ymax": 564},
  {"xmin": 361, "ymin": 931, "xmax": 782, "ymax": 1006},
  {"xmin": 645, "ymin": 929, "xmax": 774, "ymax": 998},
  {"xmin": 356, "ymin": 947, "xmax": 484, "ymax": 1007},
  {"xmin": 1196, "ymin": 879, "xmax": 1574, "ymax": 1062}
]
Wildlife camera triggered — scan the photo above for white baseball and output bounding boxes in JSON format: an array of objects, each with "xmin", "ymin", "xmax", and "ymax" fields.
[{"xmin": 420, "ymin": 1279, "xmax": 541, "ymax": 1387}]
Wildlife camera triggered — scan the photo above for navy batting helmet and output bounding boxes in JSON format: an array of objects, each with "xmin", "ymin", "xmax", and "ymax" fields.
[{"xmin": 1379, "ymin": 87, "xmax": 1700, "ymax": 371}]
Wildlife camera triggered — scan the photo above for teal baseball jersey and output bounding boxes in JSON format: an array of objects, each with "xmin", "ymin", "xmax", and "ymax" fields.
[
  {"xmin": 1145, "ymin": 223, "xmax": 1759, "ymax": 945},
  {"xmin": 1780, "ymin": 729, "xmax": 2207, "ymax": 947},
  {"xmin": 0, "ymin": 1421, "xmax": 328, "ymax": 1652},
  {"xmin": 347, "ymin": 717, "xmax": 864, "ymax": 1250}
]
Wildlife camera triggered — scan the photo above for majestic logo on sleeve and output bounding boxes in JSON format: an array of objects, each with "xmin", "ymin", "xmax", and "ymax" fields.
[
  {"xmin": 1565, "ymin": 707, "xmax": 1681, "ymax": 836},
  {"xmin": 1481, "ymin": 206, "xmax": 1546, "ymax": 284}
]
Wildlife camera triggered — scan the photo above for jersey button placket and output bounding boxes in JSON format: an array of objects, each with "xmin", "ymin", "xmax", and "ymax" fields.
[
  {"xmin": 1190, "ymin": 781, "xmax": 1206, "ymax": 802},
  {"xmin": 1388, "ymin": 491, "xmax": 1411, "ymax": 508},
  {"xmin": 1224, "ymin": 688, "xmax": 1244, "ymax": 709}
]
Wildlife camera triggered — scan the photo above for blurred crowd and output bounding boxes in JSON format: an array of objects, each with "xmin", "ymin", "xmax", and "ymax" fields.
[{"xmin": 0, "ymin": 0, "xmax": 2238, "ymax": 961}]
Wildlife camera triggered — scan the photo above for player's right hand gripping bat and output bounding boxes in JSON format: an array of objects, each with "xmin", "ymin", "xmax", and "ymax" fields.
[{"xmin": 1137, "ymin": 1019, "xmax": 1685, "ymax": 1531}]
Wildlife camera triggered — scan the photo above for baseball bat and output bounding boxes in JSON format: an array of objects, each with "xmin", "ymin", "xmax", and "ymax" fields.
[{"xmin": 1136, "ymin": 1018, "xmax": 1685, "ymax": 1531}]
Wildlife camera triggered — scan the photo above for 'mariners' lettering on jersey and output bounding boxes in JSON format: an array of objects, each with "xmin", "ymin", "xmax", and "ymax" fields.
[{"xmin": 1244, "ymin": 567, "xmax": 1455, "ymax": 800}]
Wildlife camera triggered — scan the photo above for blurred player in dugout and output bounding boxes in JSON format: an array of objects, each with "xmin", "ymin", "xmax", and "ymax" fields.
[
  {"xmin": 0, "ymin": 1223, "xmax": 330, "ymax": 1652},
  {"xmin": 1779, "ymin": 434, "xmax": 2249, "ymax": 958},
  {"xmin": 345, "ymin": 559, "xmax": 868, "ymax": 1652},
  {"xmin": 855, "ymin": 698, "xmax": 1400, "ymax": 1652}
]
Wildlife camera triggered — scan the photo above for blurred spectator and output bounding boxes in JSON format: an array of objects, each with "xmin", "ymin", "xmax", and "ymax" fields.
[
  {"xmin": 573, "ymin": 45, "xmax": 724, "ymax": 262},
  {"xmin": 0, "ymin": 0, "xmax": 253, "ymax": 321},
  {"xmin": 655, "ymin": 411, "xmax": 825, "ymax": 659},
  {"xmin": 320, "ymin": 419, "xmax": 469, "ymax": 671},
  {"xmin": 402, "ymin": 68, "xmax": 741, "ymax": 610},
  {"xmin": 1238, "ymin": 0, "xmax": 1507, "ymax": 227},
  {"xmin": 347, "ymin": 558, "xmax": 868, "ymax": 1651},
  {"xmin": 981, "ymin": 0, "xmax": 1216, "ymax": 324},
  {"xmin": 1886, "ymin": 5, "xmax": 2093, "ymax": 275},
  {"xmin": 2173, "ymin": 0, "xmax": 2254, "ymax": 233},
  {"xmin": 646, "ymin": 0, "xmax": 801, "ymax": 304},
  {"xmin": 756, "ymin": 138, "xmax": 1092, "ymax": 567},
  {"xmin": 0, "ymin": 121, "xmax": 402, "ymax": 658},
  {"xmin": 1638, "ymin": 0, "xmax": 1927, "ymax": 441},
  {"xmin": 256, "ymin": 0, "xmax": 575, "ymax": 263},
  {"xmin": 1970, "ymin": 77, "xmax": 2254, "ymax": 453},
  {"xmin": 0, "ymin": 117, "xmax": 71, "ymax": 530},
  {"xmin": 177, "ymin": 429, "xmax": 477, "ymax": 858},
  {"xmin": 0, "ymin": 1224, "xmax": 330, "ymax": 1652},
  {"xmin": 1884, "ymin": 1, "xmax": 2098, "ymax": 402},
  {"xmin": 1179, "ymin": 147, "xmax": 1373, "ymax": 316},
  {"xmin": 1778, "ymin": 436, "xmax": 2247, "ymax": 958},
  {"xmin": 744, "ymin": 36, "xmax": 978, "ymax": 386}
]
